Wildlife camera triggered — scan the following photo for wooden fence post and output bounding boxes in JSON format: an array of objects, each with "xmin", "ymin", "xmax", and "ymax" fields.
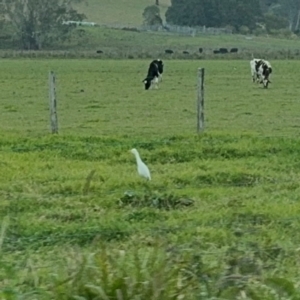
[
  {"xmin": 197, "ymin": 68, "xmax": 205, "ymax": 133},
  {"xmin": 49, "ymin": 71, "xmax": 58, "ymax": 134}
]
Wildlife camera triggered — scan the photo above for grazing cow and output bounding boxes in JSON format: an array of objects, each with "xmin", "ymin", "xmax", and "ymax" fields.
[
  {"xmin": 213, "ymin": 50, "xmax": 220, "ymax": 54},
  {"xmin": 199, "ymin": 48, "xmax": 203, "ymax": 53},
  {"xmin": 153, "ymin": 59, "xmax": 164, "ymax": 82},
  {"xmin": 96, "ymin": 50, "xmax": 103, "ymax": 54},
  {"xmin": 219, "ymin": 48, "xmax": 228, "ymax": 54},
  {"xmin": 230, "ymin": 48, "xmax": 238, "ymax": 53},
  {"xmin": 250, "ymin": 58, "xmax": 261, "ymax": 83},
  {"xmin": 165, "ymin": 49, "xmax": 174, "ymax": 54},
  {"xmin": 250, "ymin": 58, "xmax": 272, "ymax": 88},
  {"xmin": 142, "ymin": 59, "xmax": 164, "ymax": 90},
  {"xmin": 257, "ymin": 60, "xmax": 272, "ymax": 88},
  {"xmin": 183, "ymin": 51, "xmax": 189, "ymax": 54}
]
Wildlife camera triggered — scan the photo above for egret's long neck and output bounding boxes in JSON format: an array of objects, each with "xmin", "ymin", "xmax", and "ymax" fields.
[{"xmin": 134, "ymin": 153, "xmax": 142, "ymax": 163}]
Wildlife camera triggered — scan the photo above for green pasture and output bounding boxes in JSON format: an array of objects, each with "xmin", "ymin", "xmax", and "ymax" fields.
[
  {"xmin": 64, "ymin": 26, "xmax": 300, "ymax": 56},
  {"xmin": 75, "ymin": 0, "xmax": 171, "ymax": 26},
  {"xmin": 1, "ymin": 59, "xmax": 300, "ymax": 299},
  {"xmin": 0, "ymin": 59, "xmax": 299, "ymax": 136},
  {"xmin": 3, "ymin": 23, "xmax": 300, "ymax": 57}
]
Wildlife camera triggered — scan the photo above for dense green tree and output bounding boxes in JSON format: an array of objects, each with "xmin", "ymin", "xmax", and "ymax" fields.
[
  {"xmin": 278, "ymin": 0, "xmax": 300, "ymax": 31},
  {"xmin": 143, "ymin": 5, "xmax": 163, "ymax": 26},
  {"xmin": 165, "ymin": 0, "xmax": 204, "ymax": 27},
  {"xmin": 166, "ymin": 0, "xmax": 300, "ymax": 31},
  {"xmin": 259, "ymin": 0, "xmax": 280, "ymax": 13},
  {"xmin": 165, "ymin": 0, "xmax": 264, "ymax": 31},
  {"xmin": 264, "ymin": 13, "xmax": 289, "ymax": 31},
  {"xmin": 0, "ymin": 0, "xmax": 85, "ymax": 50},
  {"xmin": 261, "ymin": 0, "xmax": 300, "ymax": 31},
  {"xmin": 226, "ymin": 0, "xmax": 263, "ymax": 30}
]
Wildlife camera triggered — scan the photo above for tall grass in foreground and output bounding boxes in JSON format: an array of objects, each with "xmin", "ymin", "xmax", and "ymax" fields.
[
  {"xmin": 2, "ymin": 132, "xmax": 300, "ymax": 299},
  {"xmin": 1, "ymin": 231, "xmax": 300, "ymax": 300}
]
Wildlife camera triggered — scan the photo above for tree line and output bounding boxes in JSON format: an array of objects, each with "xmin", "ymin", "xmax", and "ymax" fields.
[
  {"xmin": 0, "ymin": 0, "xmax": 299, "ymax": 51},
  {"xmin": 0, "ymin": 0, "xmax": 85, "ymax": 50},
  {"xmin": 149, "ymin": 0, "xmax": 300, "ymax": 33}
]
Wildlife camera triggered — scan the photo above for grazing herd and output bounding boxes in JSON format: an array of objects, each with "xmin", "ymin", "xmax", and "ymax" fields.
[
  {"xmin": 142, "ymin": 58, "xmax": 273, "ymax": 90},
  {"xmin": 164, "ymin": 48, "xmax": 239, "ymax": 55},
  {"xmin": 96, "ymin": 48, "xmax": 239, "ymax": 56}
]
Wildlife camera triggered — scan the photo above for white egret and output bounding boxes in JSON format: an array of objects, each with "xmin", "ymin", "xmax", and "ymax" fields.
[{"xmin": 130, "ymin": 148, "xmax": 151, "ymax": 181}]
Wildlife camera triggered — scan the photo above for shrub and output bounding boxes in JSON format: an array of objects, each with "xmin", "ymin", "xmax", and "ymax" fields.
[{"xmin": 239, "ymin": 25, "xmax": 250, "ymax": 35}]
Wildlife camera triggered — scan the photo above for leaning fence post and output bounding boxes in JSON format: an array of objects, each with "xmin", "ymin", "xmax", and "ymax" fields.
[
  {"xmin": 49, "ymin": 71, "xmax": 58, "ymax": 134},
  {"xmin": 197, "ymin": 68, "xmax": 205, "ymax": 133}
]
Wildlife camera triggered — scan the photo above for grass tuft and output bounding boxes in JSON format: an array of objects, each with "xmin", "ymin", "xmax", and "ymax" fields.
[{"xmin": 119, "ymin": 190, "xmax": 194, "ymax": 210}]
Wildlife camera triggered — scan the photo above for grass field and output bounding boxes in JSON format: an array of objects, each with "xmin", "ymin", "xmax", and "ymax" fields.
[
  {"xmin": 75, "ymin": 0, "xmax": 171, "ymax": 26},
  {"xmin": 1, "ymin": 59, "xmax": 300, "ymax": 136},
  {"xmin": 3, "ymin": 26, "xmax": 297, "ymax": 60},
  {"xmin": 2, "ymin": 59, "xmax": 300, "ymax": 299},
  {"xmin": 68, "ymin": 26, "xmax": 300, "ymax": 54}
]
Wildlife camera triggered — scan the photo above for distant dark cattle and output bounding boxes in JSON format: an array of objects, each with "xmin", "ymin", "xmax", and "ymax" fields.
[
  {"xmin": 219, "ymin": 48, "xmax": 228, "ymax": 54},
  {"xmin": 213, "ymin": 50, "xmax": 220, "ymax": 54},
  {"xmin": 165, "ymin": 49, "xmax": 174, "ymax": 54},
  {"xmin": 142, "ymin": 59, "xmax": 164, "ymax": 90},
  {"xmin": 199, "ymin": 48, "xmax": 203, "ymax": 53},
  {"xmin": 96, "ymin": 50, "xmax": 103, "ymax": 54},
  {"xmin": 230, "ymin": 48, "xmax": 238, "ymax": 53},
  {"xmin": 183, "ymin": 51, "xmax": 189, "ymax": 54}
]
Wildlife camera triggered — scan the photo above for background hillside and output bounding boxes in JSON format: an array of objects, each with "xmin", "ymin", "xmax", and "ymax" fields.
[
  {"xmin": 75, "ymin": 0, "xmax": 171, "ymax": 26},
  {"xmin": 1, "ymin": 0, "xmax": 300, "ymax": 59},
  {"xmin": 69, "ymin": 0, "xmax": 300, "ymax": 60}
]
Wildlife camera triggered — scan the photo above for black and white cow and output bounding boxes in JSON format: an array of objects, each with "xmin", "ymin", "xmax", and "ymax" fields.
[
  {"xmin": 250, "ymin": 58, "xmax": 272, "ymax": 88},
  {"xmin": 258, "ymin": 60, "xmax": 272, "ymax": 88},
  {"xmin": 250, "ymin": 58, "xmax": 261, "ymax": 83},
  {"xmin": 142, "ymin": 59, "xmax": 164, "ymax": 90},
  {"xmin": 154, "ymin": 59, "xmax": 164, "ymax": 82}
]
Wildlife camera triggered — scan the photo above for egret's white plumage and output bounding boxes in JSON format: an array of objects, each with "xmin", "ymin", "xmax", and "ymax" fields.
[{"xmin": 130, "ymin": 148, "xmax": 151, "ymax": 180}]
